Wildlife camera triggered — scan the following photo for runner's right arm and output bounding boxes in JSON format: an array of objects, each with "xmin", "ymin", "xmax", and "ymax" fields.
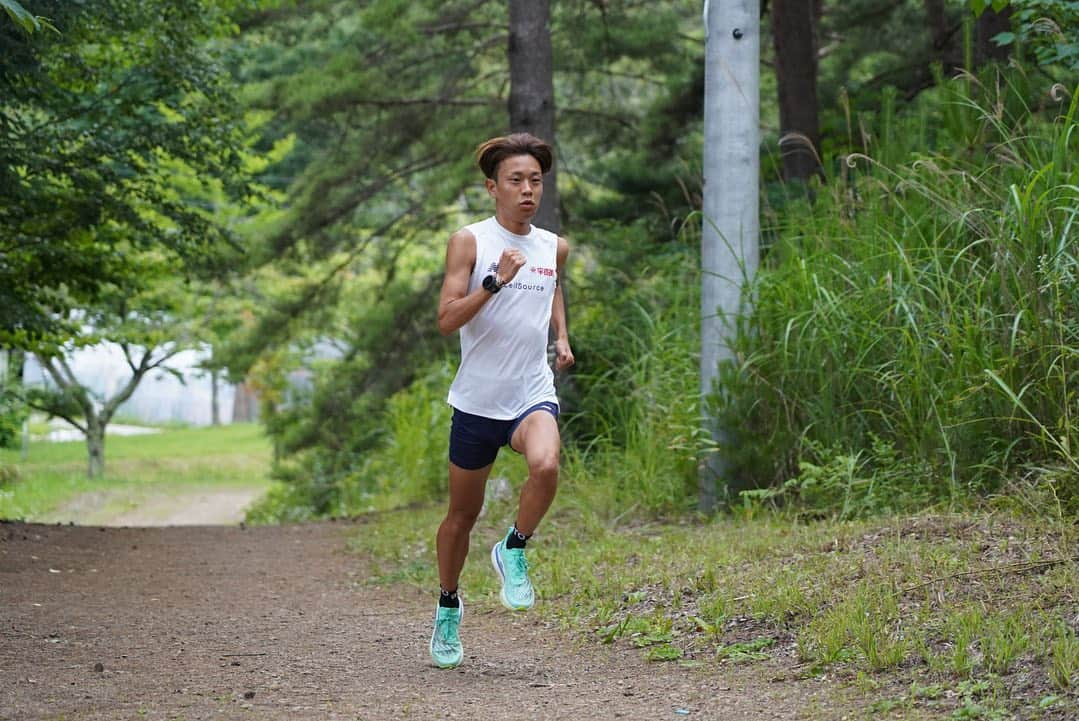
[
  {"xmin": 438, "ymin": 229, "xmax": 527, "ymax": 335},
  {"xmin": 438, "ymin": 229, "xmax": 482, "ymax": 335}
]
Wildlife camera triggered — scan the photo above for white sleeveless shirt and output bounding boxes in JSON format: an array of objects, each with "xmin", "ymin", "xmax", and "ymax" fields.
[{"xmin": 447, "ymin": 216, "xmax": 559, "ymax": 420}]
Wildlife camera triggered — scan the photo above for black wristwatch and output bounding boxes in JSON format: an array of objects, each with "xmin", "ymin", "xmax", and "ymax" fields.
[{"xmin": 482, "ymin": 274, "xmax": 502, "ymax": 293}]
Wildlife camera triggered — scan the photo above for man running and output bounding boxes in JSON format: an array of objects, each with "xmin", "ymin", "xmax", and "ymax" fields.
[{"xmin": 430, "ymin": 133, "xmax": 574, "ymax": 669}]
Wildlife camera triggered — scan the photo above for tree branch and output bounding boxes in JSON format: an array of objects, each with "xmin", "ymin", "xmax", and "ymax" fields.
[
  {"xmin": 54, "ymin": 355, "xmax": 81, "ymax": 388},
  {"xmin": 561, "ymin": 106, "xmax": 636, "ymax": 129},
  {"xmin": 102, "ymin": 342, "xmax": 188, "ymax": 422},
  {"xmin": 837, "ymin": 1, "xmax": 903, "ymax": 30},
  {"xmin": 145, "ymin": 345, "xmax": 185, "ymax": 372},
  {"xmin": 240, "ymin": 201, "xmax": 427, "ymax": 368},
  {"xmin": 25, "ymin": 398, "xmax": 86, "ymax": 435},
  {"xmin": 421, "ymin": 20, "xmax": 502, "ymax": 35},
  {"xmin": 283, "ymin": 155, "xmax": 449, "ymax": 248},
  {"xmin": 34, "ymin": 356, "xmax": 90, "ymax": 433},
  {"xmin": 332, "ymin": 97, "xmax": 498, "ymax": 109},
  {"xmin": 419, "ymin": 0, "xmax": 492, "ymax": 35},
  {"xmin": 120, "ymin": 342, "xmax": 138, "ymax": 375}
]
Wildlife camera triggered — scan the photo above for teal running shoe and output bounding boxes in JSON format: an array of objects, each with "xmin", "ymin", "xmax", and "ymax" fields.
[
  {"xmin": 429, "ymin": 598, "xmax": 463, "ymax": 669},
  {"xmin": 491, "ymin": 534, "xmax": 535, "ymax": 611}
]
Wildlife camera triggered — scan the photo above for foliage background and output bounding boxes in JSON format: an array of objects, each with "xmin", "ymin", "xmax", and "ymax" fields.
[{"xmin": 1, "ymin": 0, "xmax": 1076, "ymax": 519}]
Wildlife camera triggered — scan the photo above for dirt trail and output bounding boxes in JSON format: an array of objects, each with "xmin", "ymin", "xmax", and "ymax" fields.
[
  {"xmin": 0, "ymin": 521, "xmax": 847, "ymax": 721},
  {"xmin": 41, "ymin": 486, "xmax": 266, "ymax": 527}
]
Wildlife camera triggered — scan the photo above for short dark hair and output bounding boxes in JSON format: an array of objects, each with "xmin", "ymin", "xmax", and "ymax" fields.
[{"xmin": 475, "ymin": 133, "xmax": 554, "ymax": 180}]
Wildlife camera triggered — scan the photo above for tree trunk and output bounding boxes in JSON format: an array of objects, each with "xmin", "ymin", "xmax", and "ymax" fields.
[
  {"xmin": 232, "ymin": 380, "xmax": 259, "ymax": 422},
  {"xmin": 771, "ymin": 0, "xmax": 822, "ymax": 183},
  {"xmin": 211, "ymin": 369, "xmax": 221, "ymax": 426},
  {"xmin": 976, "ymin": 6, "xmax": 1013, "ymax": 65},
  {"xmin": 86, "ymin": 419, "xmax": 105, "ymax": 478},
  {"xmin": 923, "ymin": 0, "xmax": 949, "ymax": 54},
  {"xmin": 1, "ymin": 349, "xmax": 24, "ymax": 385},
  {"xmin": 508, "ymin": 0, "xmax": 576, "ymax": 405},
  {"xmin": 507, "ymin": 0, "xmax": 559, "ymax": 234}
]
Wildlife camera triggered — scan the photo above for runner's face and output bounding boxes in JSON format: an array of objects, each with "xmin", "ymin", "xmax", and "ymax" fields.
[{"xmin": 486, "ymin": 154, "xmax": 543, "ymax": 221}]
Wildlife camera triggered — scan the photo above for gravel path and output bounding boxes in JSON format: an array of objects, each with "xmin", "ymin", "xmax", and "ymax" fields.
[{"xmin": 0, "ymin": 520, "xmax": 847, "ymax": 721}]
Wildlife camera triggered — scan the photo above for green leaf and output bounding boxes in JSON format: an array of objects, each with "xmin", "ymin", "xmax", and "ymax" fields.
[
  {"xmin": 1, "ymin": 0, "xmax": 39, "ymax": 32},
  {"xmin": 1039, "ymin": 695, "xmax": 1060, "ymax": 709},
  {"xmin": 970, "ymin": 0, "xmax": 989, "ymax": 17},
  {"xmin": 993, "ymin": 31, "xmax": 1016, "ymax": 46}
]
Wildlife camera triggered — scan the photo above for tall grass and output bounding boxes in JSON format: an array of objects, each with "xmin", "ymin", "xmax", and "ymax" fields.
[
  {"xmin": 562, "ymin": 227, "xmax": 702, "ymax": 515},
  {"xmin": 353, "ymin": 499, "xmax": 1079, "ymax": 717},
  {"xmin": 723, "ymin": 72, "xmax": 1078, "ymax": 515}
]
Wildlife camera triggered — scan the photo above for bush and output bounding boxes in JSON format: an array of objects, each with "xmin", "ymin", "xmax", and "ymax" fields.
[
  {"xmin": 0, "ymin": 382, "xmax": 27, "ymax": 450},
  {"xmin": 720, "ymin": 70, "xmax": 1078, "ymax": 515},
  {"xmin": 337, "ymin": 360, "xmax": 454, "ymax": 511}
]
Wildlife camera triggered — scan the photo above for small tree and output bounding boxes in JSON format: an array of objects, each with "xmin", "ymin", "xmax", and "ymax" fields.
[
  {"xmin": 28, "ymin": 276, "xmax": 200, "ymax": 477},
  {"xmin": 31, "ymin": 347, "xmax": 186, "ymax": 478}
]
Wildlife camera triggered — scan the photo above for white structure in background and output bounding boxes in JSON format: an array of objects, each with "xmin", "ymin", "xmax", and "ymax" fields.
[{"xmin": 23, "ymin": 343, "xmax": 235, "ymax": 427}]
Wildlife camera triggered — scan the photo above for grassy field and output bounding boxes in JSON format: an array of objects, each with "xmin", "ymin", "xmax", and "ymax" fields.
[
  {"xmin": 351, "ymin": 490, "xmax": 1078, "ymax": 720},
  {"xmin": 0, "ymin": 423, "xmax": 272, "ymax": 522}
]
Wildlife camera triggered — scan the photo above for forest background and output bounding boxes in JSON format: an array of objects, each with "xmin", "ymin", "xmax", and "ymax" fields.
[
  {"xmin": 1, "ymin": 1, "xmax": 1077, "ymax": 717},
  {"xmin": 6, "ymin": 0, "xmax": 1073, "ymax": 518}
]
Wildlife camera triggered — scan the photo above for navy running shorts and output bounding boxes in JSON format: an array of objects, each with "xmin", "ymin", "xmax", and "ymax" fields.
[{"xmin": 448, "ymin": 401, "xmax": 559, "ymax": 470}]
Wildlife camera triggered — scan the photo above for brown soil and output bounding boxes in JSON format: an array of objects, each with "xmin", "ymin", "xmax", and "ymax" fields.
[{"xmin": 0, "ymin": 520, "xmax": 850, "ymax": 721}]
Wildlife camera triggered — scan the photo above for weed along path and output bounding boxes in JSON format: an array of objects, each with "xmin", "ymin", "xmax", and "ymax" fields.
[{"xmin": 0, "ymin": 520, "xmax": 855, "ymax": 721}]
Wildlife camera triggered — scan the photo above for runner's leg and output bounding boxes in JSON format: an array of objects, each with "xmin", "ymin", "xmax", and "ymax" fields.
[
  {"xmin": 436, "ymin": 462, "xmax": 492, "ymax": 592},
  {"xmin": 509, "ymin": 410, "xmax": 560, "ymax": 536}
]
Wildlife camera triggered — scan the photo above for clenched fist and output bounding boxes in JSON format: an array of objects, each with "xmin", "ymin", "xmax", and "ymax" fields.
[
  {"xmin": 554, "ymin": 338, "xmax": 575, "ymax": 371},
  {"xmin": 496, "ymin": 247, "xmax": 526, "ymax": 285}
]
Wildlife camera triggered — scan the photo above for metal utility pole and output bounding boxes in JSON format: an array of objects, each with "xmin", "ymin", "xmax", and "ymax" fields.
[{"xmin": 700, "ymin": 1, "xmax": 760, "ymax": 512}]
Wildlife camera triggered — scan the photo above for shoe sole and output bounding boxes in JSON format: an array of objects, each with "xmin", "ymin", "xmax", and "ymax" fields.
[
  {"xmin": 429, "ymin": 599, "xmax": 464, "ymax": 669},
  {"xmin": 490, "ymin": 542, "xmax": 533, "ymax": 611}
]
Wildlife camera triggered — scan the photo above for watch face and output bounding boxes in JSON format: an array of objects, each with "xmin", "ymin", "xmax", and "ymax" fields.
[{"xmin": 483, "ymin": 274, "xmax": 499, "ymax": 292}]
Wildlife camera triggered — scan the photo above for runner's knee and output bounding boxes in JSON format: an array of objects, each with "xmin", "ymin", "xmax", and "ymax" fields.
[
  {"xmin": 443, "ymin": 506, "xmax": 481, "ymax": 533},
  {"xmin": 529, "ymin": 453, "xmax": 559, "ymax": 486}
]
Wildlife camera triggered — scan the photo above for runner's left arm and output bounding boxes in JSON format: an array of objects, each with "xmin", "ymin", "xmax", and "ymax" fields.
[{"xmin": 552, "ymin": 236, "xmax": 574, "ymax": 371}]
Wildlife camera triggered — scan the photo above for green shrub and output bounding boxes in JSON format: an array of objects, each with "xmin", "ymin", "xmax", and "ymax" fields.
[
  {"xmin": 338, "ymin": 360, "xmax": 454, "ymax": 510},
  {"xmin": 720, "ymin": 70, "xmax": 1078, "ymax": 515},
  {"xmin": 0, "ymin": 382, "xmax": 27, "ymax": 450}
]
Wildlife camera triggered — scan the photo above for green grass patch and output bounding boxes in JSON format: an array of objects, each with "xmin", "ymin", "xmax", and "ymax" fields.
[
  {"xmin": 349, "ymin": 501, "xmax": 1078, "ymax": 718},
  {"xmin": 0, "ymin": 423, "xmax": 272, "ymax": 521}
]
